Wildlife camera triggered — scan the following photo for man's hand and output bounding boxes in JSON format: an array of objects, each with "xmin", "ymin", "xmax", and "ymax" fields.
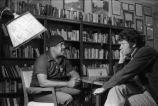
[
  {"xmin": 93, "ymin": 87, "xmax": 105, "ymax": 95},
  {"xmin": 67, "ymin": 78, "xmax": 78, "ymax": 88},
  {"xmin": 119, "ymin": 49, "xmax": 126, "ymax": 63}
]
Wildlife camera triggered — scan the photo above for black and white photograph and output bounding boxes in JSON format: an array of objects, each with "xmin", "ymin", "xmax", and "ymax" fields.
[{"xmin": 0, "ymin": 0, "xmax": 158, "ymax": 106}]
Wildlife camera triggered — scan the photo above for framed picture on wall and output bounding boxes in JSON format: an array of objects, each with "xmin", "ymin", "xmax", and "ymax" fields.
[
  {"xmin": 122, "ymin": 2, "xmax": 129, "ymax": 11},
  {"xmin": 92, "ymin": 0, "xmax": 109, "ymax": 16},
  {"xmin": 144, "ymin": 15, "xmax": 153, "ymax": 40},
  {"xmin": 112, "ymin": 0, "xmax": 121, "ymax": 16},
  {"xmin": 144, "ymin": 6, "xmax": 152, "ymax": 16},
  {"xmin": 64, "ymin": 0, "xmax": 84, "ymax": 12},
  {"xmin": 123, "ymin": 11, "xmax": 134, "ymax": 28},
  {"xmin": 135, "ymin": 3, "xmax": 143, "ymax": 17},
  {"xmin": 136, "ymin": 19, "xmax": 143, "ymax": 32},
  {"xmin": 146, "ymin": 26, "xmax": 153, "ymax": 40},
  {"xmin": 145, "ymin": 15, "xmax": 153, "ymax": 26},
  {"xmin": 129, "ymin": 4, "xmax": 134, "ymax": 11},
  {"xmin": 124, "ymin": 11, "xmax": 134, "ymax": 22},
  {"xmin": 51, "ymin": 0, "xmax": 64, "ymax": 9}
]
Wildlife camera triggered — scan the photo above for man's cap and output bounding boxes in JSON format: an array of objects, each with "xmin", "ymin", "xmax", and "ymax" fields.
[
  {"xmin": 0, "ymin": 7, "xmax": 14, "ymax": 24},
  {"xmin": 46, "ymin": 35, "xmax": 64, "ymax": 47}
]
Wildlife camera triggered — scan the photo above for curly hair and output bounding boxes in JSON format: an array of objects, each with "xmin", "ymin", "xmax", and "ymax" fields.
[{"xmin": 118, "ymin": 29, "xmax": 145, "ymax": 47}]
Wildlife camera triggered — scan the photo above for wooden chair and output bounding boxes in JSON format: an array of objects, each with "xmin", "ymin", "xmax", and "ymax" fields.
[{"xmin": 19, "ymin": 68, "xmax": 57, "ymax": 106}]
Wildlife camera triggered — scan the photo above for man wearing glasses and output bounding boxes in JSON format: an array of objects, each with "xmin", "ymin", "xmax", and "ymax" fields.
[{"xmin": 31, "ymin": 35, "xmax": 81, "ymax": 106}]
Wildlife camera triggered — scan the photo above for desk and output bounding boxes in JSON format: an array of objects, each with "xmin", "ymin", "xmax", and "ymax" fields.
[
  {"xmin": 81, "ymin": 77, "xmax": 109, "ymax": 106},
  {"xmin": 81, "ymin": 77, "xmax": 104, "ymax": 86}
]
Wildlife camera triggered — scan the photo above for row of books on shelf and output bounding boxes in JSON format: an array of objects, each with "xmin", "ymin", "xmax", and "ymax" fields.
[
  {"xmin": 0, "ymin": 65, "xmax": 33, "ymax": 79},
  {"xmin": 9, "ymin": 0, "xmax": 82, "ymax": 20},
  {"xmin": 48, "ymin": 28, "xmax": 109, "ymax": 44},
  {"xmin": 112, "ymin": 34, "xmax": 120, "ymax": 44},
  {"xmin": 64, "ymin": 47, "xmax": 79, "ymax": 59},
  {"xmin": 0, "ymin": 97, "xmax": 20, "ymax": 106},
  {"xmin": 0, "ymin": 65, "xmax": 21, "ymax": 79},
  {"xmin": 0, "ymin": 65, "xmax": 33, "ymax": 93},
  {"xmin": 2, "ymin": 44, "xmax": 41, "ymax": 58},
  {"xmin": 112, "ymin": 50, "xmax": 120, "ymax": 59},
  {"xmin": 9, "ymin": 0, "xmax": 126, "ymax": 27},
  {"xmin": 82, "ymin": 13, "xmax": 124, "ymax": 27},
  {"xmin": 0, "ymin": 80, "xmax": 22, "ymax": 94},
  {"xmin": 82, "ymin": 31, "xmax": 108, "ymax": 44},
  {"xmin": 82, "ymin": 64, "xmax": 109, "ymax": 76},
  {"xmin": 48, "ymin": 28, "xmax": 79, "ymax": 41},
  {"xmin": 84, "ymin": 48, "xmax": 109, "ymax": 60}
]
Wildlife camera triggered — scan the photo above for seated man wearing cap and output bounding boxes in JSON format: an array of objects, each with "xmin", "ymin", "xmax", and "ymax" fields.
[{"xmin": 30, "ymin": 35, "xmax": 82, "ymax": 106}]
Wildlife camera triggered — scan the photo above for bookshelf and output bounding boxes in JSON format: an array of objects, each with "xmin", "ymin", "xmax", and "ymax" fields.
[
  {"xmin": 0, "ymin": 65, "xmax": 24, "ymax": 106},
  {"xmin": 0, "ymin": 0, "xmax": 134, "ymax": 106}
]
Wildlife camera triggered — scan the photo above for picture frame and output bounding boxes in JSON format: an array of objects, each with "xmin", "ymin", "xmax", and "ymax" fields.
[
  {"xmin": 146, "ymin": 26, "xmax": 153, "ymax": 40},
  {"xmin": 122, "ymin": 2, "xmax": 129, "ymax": 11},
  {"xmin": 144, "ymin": 6, "xmax": 152, "ymax": 16},
  {"xmin": 129, "ymin": 4, "xmax": 134, "ymax": 11},
  {"xmin": 51, "ymin": 0, "xmax": 64, "ymax": 9},
  {"xmin": 123, "ymin": 11, "xmax": 134, "ymax": 28},
  {"xmin": 136, "ymin": 19, "xmax": 143, "ymax": 32},
  {"xmin": 124, "ymin": 11, "xmax": 134, "ymax": 22},
  {"xmin": 145, "ymin": 15, "xmax": 152, "ymax": 26},
  {"xmin": 64, "ymin": 0, "xmax": 84, "ymax": 12},
  {"xmin": 112, "ymin": 0, "xmax": 121, "ymax": 16},
  {"xmin": 144, "ymin": 15, "xmax": 153, "ymax": 40},
  {"xmin": 135, "ymin": 3, "xmax": 143, "ymax": 17},
  {"xmin": 91, "ymin": 0, "xmax": 110, "ymax": 16}
]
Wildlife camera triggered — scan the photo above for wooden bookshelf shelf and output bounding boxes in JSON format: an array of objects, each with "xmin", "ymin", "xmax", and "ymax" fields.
[
  {"xmin": 0, "ymin": 93, "xmax": 23, "ymax": 98},
  {"xmin": 46, "ymin": 16, "xmax": 81, "ymax": 25},
  {"xmin": 0, "ymin": 78, "xmax": 21, "ymax": 81}
]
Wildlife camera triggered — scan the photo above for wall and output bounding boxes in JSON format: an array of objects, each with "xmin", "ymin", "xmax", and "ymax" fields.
[{"xmin": 153, "ymin": 3, "xmax": 158, "ymax": 51}]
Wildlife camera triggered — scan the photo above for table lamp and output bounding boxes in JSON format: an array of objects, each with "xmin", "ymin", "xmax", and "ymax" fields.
[{"xmin": 5, "ymin": 12, "xmax": 47, "ymax": 48}]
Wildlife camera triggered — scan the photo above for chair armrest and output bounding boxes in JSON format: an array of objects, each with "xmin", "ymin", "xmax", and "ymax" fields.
[
  {"xmin": 27, "ymin": 87, "xmax": 57, "ymax": 106},
  {"xmin": 27, "ymin": 87, "xmax": 53, "ymax": 94}
]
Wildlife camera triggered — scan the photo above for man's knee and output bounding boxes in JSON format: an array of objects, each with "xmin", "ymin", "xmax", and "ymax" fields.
[
  {"xmin": 56, "ymin": 92, "xmax": 73, "ymax": 105},
  {"xmin": 109, "ymin": 84, "xmax": 127, "ymax": 94},
  {"xmin": 104, "ymin": 85, "xmax": 127, "ymax": 106}
]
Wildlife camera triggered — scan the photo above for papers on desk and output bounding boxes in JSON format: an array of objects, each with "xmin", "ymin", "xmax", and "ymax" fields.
[
  {"xmin": 85, "ymin": 68, "xmax": 110, "ymax": 85},
  {"xmin": 81, "ymin": 76, "xmax": 110, "ymax": 86},
  {"xmin": 87, "ymin": 68, "xmax": 108, "ymax": 77}
]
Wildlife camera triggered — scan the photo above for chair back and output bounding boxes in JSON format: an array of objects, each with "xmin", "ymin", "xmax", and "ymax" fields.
[
  {"xmin": 22, "ymin": 69, "xmax": 33, "ymax": 88},
  {"xmin": 19, "ymin": 67, "xmax": 33, "ymax": 106},
  {"xmin": 18, "ymin": 66, "xmax": 57, "ymax": 106}
]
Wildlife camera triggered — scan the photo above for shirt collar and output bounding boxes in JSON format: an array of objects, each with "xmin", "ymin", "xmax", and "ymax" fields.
[{"xmin": 46, "ymin": 51, "xmax": 55, "ymax": 62}]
